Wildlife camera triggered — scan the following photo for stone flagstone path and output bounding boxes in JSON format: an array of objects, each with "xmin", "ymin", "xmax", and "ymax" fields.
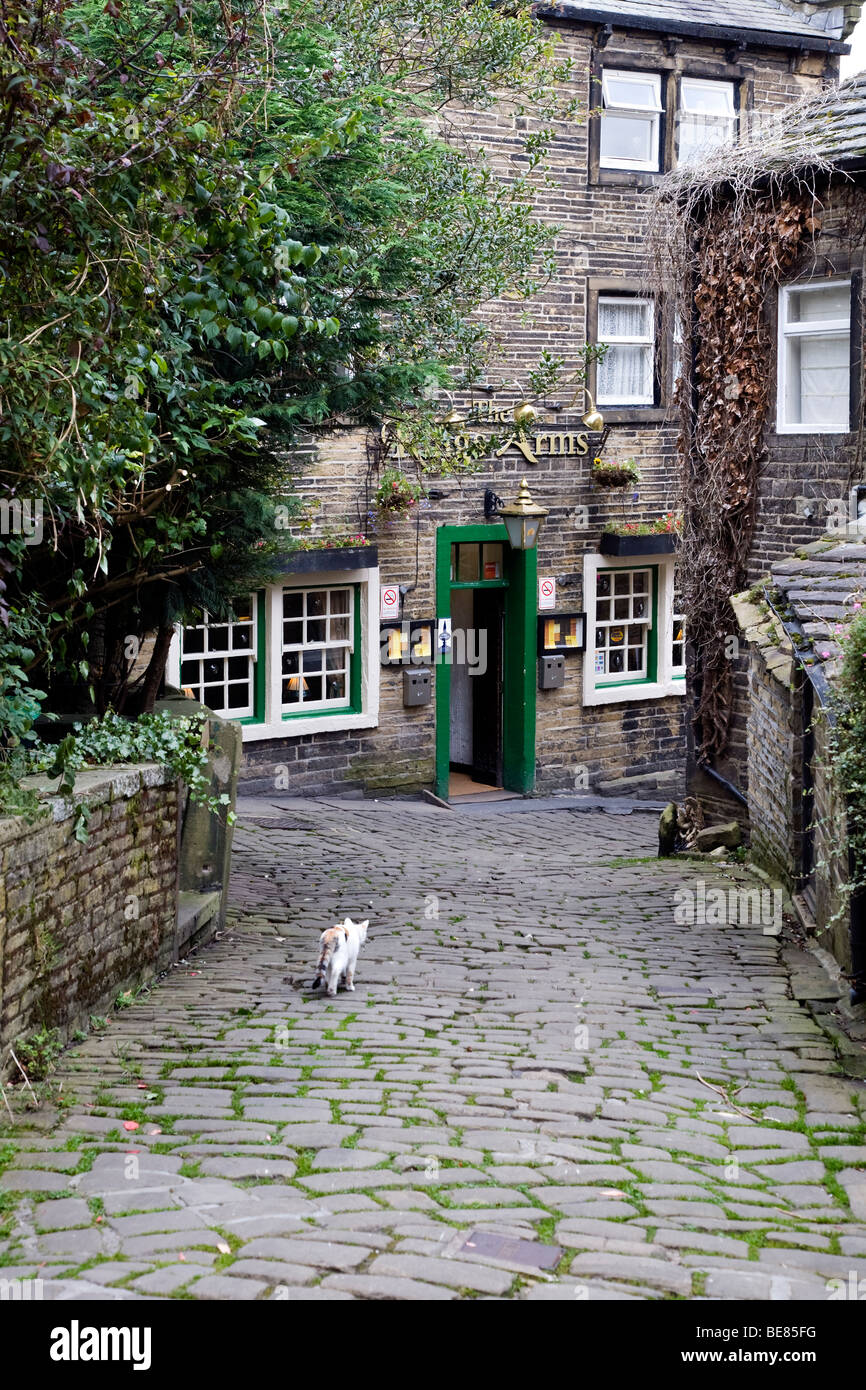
[{"xmin": 1, "ymin": 796, "xmax": 866, "ymax": 1301}]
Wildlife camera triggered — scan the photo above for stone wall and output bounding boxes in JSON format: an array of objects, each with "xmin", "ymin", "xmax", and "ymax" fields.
[
  {"xmin": 733, "ymin": 592, "xmax": 854, "ymax": 972},
  {"xmin": 0, "ymin": 765, "xmax": 179, "ymax": 1062},
  {"xmin": 812, "ymin": 715, "xmax": 852, "ymax": 971},
  {"xmin": 737, "ymin": 613, "xmax": 803, "ymax": 884}
]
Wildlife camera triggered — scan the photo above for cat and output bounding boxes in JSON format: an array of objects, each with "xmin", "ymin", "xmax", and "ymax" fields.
[{"xmin": 313, "ymin": 917, "xmax": 369, "ymax": 997}]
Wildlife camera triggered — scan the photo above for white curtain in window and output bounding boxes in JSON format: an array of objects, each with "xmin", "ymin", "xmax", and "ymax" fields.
[
  {"xmin": 791, "ymin": 335, "xmax": 850, "ymax": 426},
  {"xmin": 598, "ymin": 345, "xmax": 653, "ymax": 404},
  {"xmin": 598, "ymin": 299, "xmax": 651, "ymax": 340}
]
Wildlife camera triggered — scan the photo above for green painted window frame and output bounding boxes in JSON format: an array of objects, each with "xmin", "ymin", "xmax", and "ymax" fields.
[
  {"xmin": 592, "ymin": 563, "xmax": 659, "ymax": 690},
  {"xmin": 280, "ymin": 583, "xmax": 362, "ymax": 722}
]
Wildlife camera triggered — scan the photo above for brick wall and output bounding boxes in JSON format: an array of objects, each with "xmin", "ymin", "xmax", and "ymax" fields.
[{"xmin": 0, "ymin": 765, "xmax": 179, "ymax": 1061}]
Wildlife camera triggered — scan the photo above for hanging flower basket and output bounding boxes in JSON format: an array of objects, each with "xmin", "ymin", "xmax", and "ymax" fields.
[
  {"xmin": 591, "ymin": 456, "xmax": 641, "ymax": 489},
  {"xmin": 373, "ymin": 467, "xmax": 423, "ymax": 519}
]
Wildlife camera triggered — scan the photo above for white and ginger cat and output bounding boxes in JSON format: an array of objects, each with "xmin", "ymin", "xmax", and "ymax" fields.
[{"xmin": 313, "ymin": 917, "xmax": 369, "ymax": 997}]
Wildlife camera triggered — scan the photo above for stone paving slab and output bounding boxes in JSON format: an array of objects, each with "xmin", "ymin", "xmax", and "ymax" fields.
[{"xmin": 1, "ymin": 796, "xmax": 865, "ymax": 1301}]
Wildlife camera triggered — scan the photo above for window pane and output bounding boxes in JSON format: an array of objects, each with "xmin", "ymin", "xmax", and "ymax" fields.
[
  {"xmin": 282, "ymin": 651, "xmax": 299, "ymax": 675},
  {"xmin": 603, "ymin": 71, "xmax": 662, "ymax": 111},
  {"xmin": 600, "ymin": 113, "xmax": 656, "ymax": 166},
  {"xmin": 627, "ymin": 648, "xmax": 644, "ymax": 671},
  {"xmin": 614, "ymin": 573, "xmax": 630, "ymax": 595},
  {"xmin": 597, "ymin": 600, "xmax": 611, "ymax": 621},
  {"xmin": 482, "ymin": 543, "xmax": 503, "ymax": 580},
  {"xmin": 633, "ymin": 596, "xmax": 648, "ymax": 619},
  {"xmin": 302, "ymin": 649, "xmax": 324, "ymax": 673},
  {"xmin": 284, "ymin": 592, "xmax": 303, "ymax": 618},
  {"xmin": 325, "ymin": 648, "xmax": 345, "ymax": 671},
  {"xmin": 307, "ymin": 591, "xmax": 327, "ymax": 616},
  {"xmin": 283, "ymin": 620, "xmax": 303, "ymax": 646},
  {"xmin": 599, "ymin": 299, "xmax": 652, "ymax": 341},
  {"xmin": 227, "ymin": 684, "xmax": 250, "ymax": 709},
  {"xmin": 180, "ymin": 660, "xmax": 198, "ymax": 684},
  {"xmin": 786, "ymin": 285, "xmax": 850, "ymax": 324},
  {"xmin": 230, "ymin": 596, "xmax": 253, "ymax": 623},
  {"xmin": 326, "ymin": 672, "xmax": 346, "ymax": 700},
  {"xmin": 183, "ymin": 628, "xmax": 203, "ymax": 654},
  {"xmin": 330, "ymin": 589, "xmax": 350, "ymax": 613},
  {"xmin": 204, "ymin": 684, "xmax": 223, "ymax": 706},
  {"xmin": 633, "ymin": 571, "xmax": 648, "ymax": 593},
  {"xmin": 207, "ymin": 625, "xmax": 228, "ymax": 651},
  {"xmin": 228, "ymin": 656, "xmax": 249, "ymax": 679},
  {"xmin": 678, "ymin": 117, "xmax": 736, "ymax": 166},
  {"xmin": 457, "ymin": 545, "xmax": 480, "ymax": 582},
  {"xmin": 786, "ymin": 334, "xmax": 850, "ymax": 426},
  {"xmin": 306, "ymin": 618, "xmax": 326, "ymax": 643},
  {"xmin": 598, "ymin": 344, "xmax": 653, "ymax": 404},
  {"xmin": 330, "ymin": 616, "xmax": 350, "ymax": 642},
  {"xmin": 681, "ymin": 80, "xmax": 734, "ymax": 115},
  {"xmin": 597, "ymin": 574, "xmax": 611, "ymax": 597}
]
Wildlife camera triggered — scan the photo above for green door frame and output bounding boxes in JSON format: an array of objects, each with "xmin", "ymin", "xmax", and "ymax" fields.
[{"xmin": 434, "ymin": 525, "xmax": 537, "ymax": 800}]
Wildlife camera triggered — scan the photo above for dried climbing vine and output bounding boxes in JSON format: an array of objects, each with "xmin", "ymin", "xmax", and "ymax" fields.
[{"xmin": 680, "ymin": 194, "xmax": 818, "ymax": 761}]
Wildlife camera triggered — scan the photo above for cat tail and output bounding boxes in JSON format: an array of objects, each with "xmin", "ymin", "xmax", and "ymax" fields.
[{"xmin": 317, "ymin": 926, "xmax": 345, "ymax": 972}]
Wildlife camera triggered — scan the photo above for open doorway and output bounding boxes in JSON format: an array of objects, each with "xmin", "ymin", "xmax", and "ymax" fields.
[
  {"xmin": 434, "ymin": 525, "xmax": 537, "ymax": 802},
  {"xmin": 448, "ymin": 587, "xmax": 504, "ymax": 796}
]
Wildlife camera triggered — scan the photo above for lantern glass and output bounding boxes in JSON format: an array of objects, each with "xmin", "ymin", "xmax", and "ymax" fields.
[{"xmin": 504, "ymin": 515, "xmax": 542, "ymax": 551}]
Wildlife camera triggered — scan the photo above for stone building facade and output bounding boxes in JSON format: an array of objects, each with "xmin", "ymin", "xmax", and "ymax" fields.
[{"xmin": 166, "ymin": 1, "xmax": 849, "ymax": 802}]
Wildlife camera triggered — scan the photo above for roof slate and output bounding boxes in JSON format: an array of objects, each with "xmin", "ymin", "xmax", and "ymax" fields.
[
  {"xmin": 735, "ymin": 538, "xmax": 866, "ymax": 685},
  {"xmin": 540, "ymin": 1, "xmax": 842, "ymax": 41},
  {"xmin": 763, "ymin": 72, "xmax": 866, "ymax": 166}
]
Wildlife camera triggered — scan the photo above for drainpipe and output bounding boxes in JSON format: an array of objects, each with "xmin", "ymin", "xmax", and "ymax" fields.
[{"xmin": 696, "ymin": 760, "xmax": 748, "ymax": 807}]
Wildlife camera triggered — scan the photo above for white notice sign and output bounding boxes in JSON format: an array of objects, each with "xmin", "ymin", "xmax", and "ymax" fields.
[
  {"xmin": 380, "ymin": 585, "xmax": 400, "ymax": 621},
  {"xmin": 538, "ymin": 577, "xmax": 556, "ymax": 611}
]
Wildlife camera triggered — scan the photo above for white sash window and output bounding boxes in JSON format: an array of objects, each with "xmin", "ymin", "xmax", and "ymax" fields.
[
  {"xmin": 597, "ymin": 296, "xmax": 656, "ymax": 405},
  {"xmin": 678, "ymin": 79, "xmax": 736, "ymax": 167},
  {"xmin": 600, "ymin": 70, "xmax": 663, "ymax": 172},
  {"xmin": 778, "ymin": 281, "xmax": 851, "ymax": 434},
  {"xmin": 179, "ymin": 597, "xmax": 257, "ymax": 718}
]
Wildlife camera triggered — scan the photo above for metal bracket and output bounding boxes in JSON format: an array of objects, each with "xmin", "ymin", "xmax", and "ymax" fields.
[
  {"xmin": 596, "ymin": 22, "xmax": 613, "ymax": 50},
  {"xmin": 484, "ymin": 488, "xmax": 504, "ymax": 520}
]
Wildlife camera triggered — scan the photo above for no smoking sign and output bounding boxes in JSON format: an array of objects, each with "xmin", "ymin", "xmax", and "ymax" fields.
[
  {"xmin": 380, "ymin": 585, "xmax": 400, "ymax": 620},
  {"xmin": 538, "ymin": 577, "xmax": 556, "ymax": 611}
]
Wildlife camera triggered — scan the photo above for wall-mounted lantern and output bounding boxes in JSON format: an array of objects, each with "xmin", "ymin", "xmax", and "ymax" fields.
[{"xmin": 494, "ymin": 478, "xmax": 549, "ymax": 552}]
